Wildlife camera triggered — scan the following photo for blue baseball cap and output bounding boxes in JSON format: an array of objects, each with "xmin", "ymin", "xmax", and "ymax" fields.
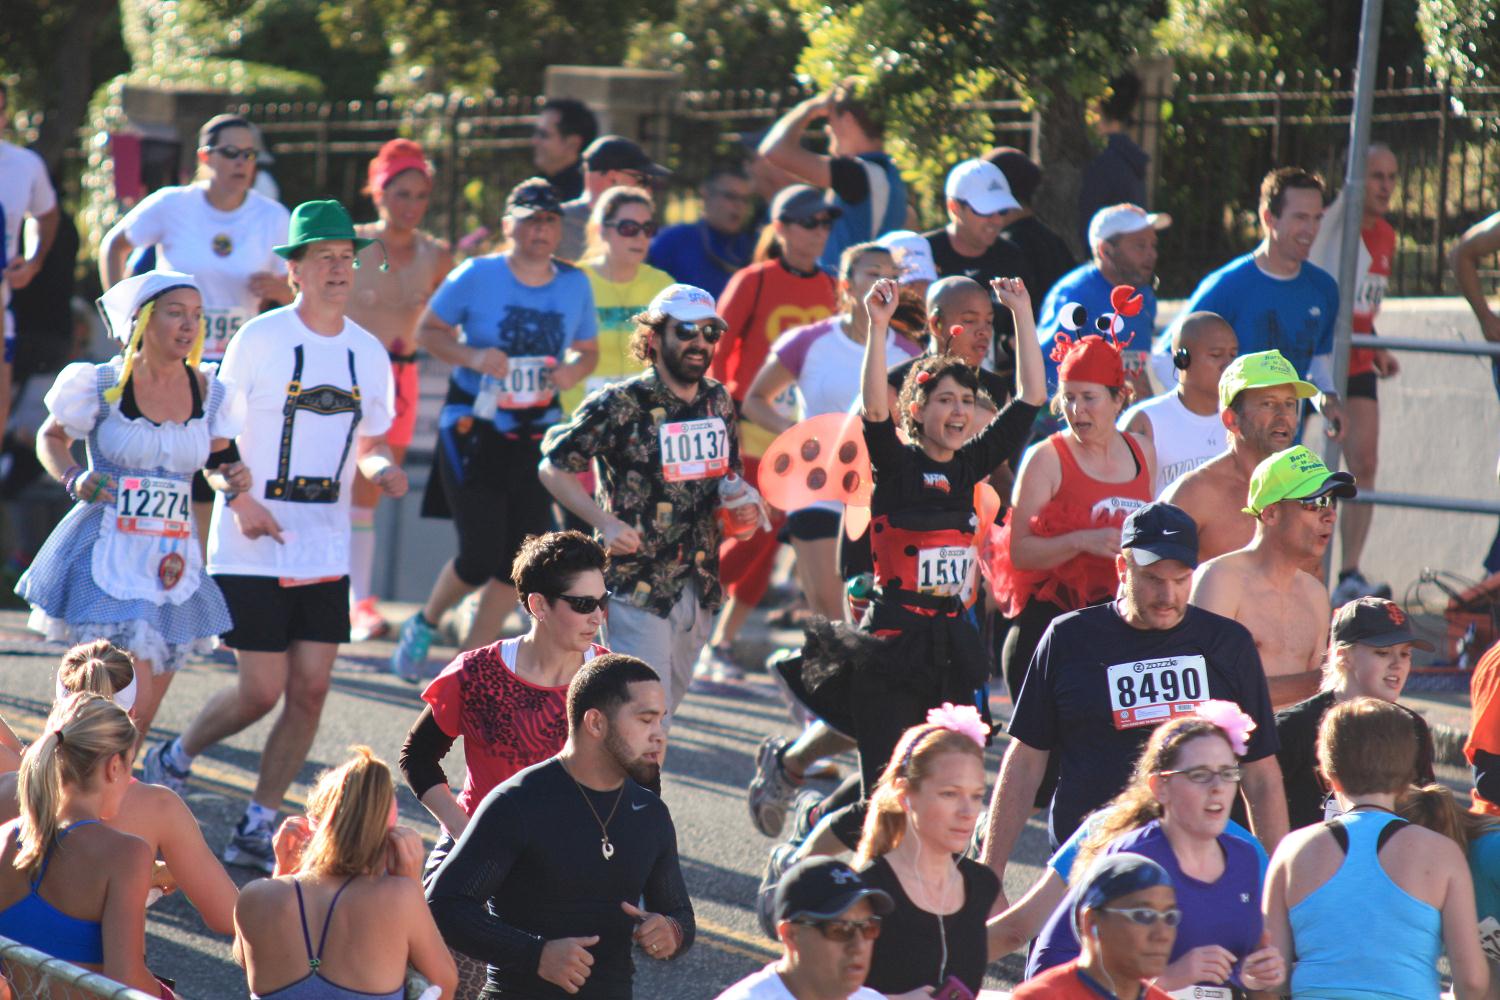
[{"xmin": 1121, "ymin": 502, "xmax": 1199, "ymax": 568}]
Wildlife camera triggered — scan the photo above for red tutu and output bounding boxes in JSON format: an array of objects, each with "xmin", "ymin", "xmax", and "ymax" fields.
[{"xmin": 981, "ymin": 497, "xmax": 1127, "ymax": 617}]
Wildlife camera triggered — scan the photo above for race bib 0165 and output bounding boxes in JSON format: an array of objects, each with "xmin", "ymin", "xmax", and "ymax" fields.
[
  {"xmin": 115, "ymin": 477, "xmax": 192, "ymax": 539},
  {"xmin": 1107, "ymin": 654, "xmax": 1210, "ymax": 730},
  {"xmin": 660, "ymin": 417, "xmax": 729, "ymax": 482},
  {"xmin": 497, "ymin": 357, "xmax": 555, "ymax": 409}
]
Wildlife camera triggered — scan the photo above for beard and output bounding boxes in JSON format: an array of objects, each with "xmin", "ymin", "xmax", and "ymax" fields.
[
  {"xmin": 658, "ymin": 337, "xmax": 711, "ymax": 385},
  {"xmin": 604, "ymin": 727, "xmax": 661, "ymax": 789}
]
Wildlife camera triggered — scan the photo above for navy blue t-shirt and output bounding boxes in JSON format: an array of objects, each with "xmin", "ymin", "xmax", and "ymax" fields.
[{"xmin": 1008, "ymin": 602, "xmax": 1278, "ymax": 847}]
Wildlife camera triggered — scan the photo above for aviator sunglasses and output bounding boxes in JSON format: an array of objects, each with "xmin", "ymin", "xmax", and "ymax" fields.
[{"xmin": 793, "ymin": 916, "xmax": 883, "ymax": 942}]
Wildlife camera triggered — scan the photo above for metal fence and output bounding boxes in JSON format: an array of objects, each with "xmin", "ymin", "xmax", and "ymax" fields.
[{"xmin": 0, "ymin": 935, "xmax": 158, "ymax": 1000}]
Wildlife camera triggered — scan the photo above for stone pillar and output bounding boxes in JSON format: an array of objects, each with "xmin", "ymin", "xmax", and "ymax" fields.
[{"xmin": 543, "ymin": 66, "xmax": 682, "ymax": 162}]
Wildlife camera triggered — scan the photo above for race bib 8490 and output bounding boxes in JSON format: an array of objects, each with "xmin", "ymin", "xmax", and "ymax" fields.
[{"xmin": 1107, "ymin": 654, "xmax": 1210, "ymax": 730}]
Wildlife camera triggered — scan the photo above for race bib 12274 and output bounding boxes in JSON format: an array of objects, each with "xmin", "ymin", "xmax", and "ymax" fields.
[{"xmin": 115, "ymin": 477, "xmax": 192, "ymax": 539}]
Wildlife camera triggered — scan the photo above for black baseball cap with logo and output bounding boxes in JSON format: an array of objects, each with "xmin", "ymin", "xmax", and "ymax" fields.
[
  {"xmin": 1332, "ymin": 597, "xmax": 1434, "ymax": 651},
  {"xmin": 582, "ymin": 135, "xmax": 671, "ymax": 177},
  {"xmin": 772, "ymin": 857, "xmax": 893, "ymax": 925},
  {"xmin": 1120, "ymin": 501, "xmax": 1199, "ymax": 569},
  {"xmin": 505, "ymin": 178, "xmax": 564, "ymax": 218}
]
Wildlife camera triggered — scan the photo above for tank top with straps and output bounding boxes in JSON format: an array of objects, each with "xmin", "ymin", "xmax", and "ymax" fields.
[
  {"xmin": 0, "ymin": 819, "xmax": 105, "ymax": 964},
  {"xmin": 252, "ymin": 876, "xmax": 403, "ymax": 1000}
]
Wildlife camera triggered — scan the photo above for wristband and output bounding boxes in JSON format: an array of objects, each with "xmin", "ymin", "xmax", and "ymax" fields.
[{"xmin": 87, "ymin": 475, "xmax": 105, "ymax": 503}]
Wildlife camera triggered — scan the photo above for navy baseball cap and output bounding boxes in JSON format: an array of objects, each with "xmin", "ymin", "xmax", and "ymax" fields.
[
  {"xmin": 771, "ymin": 184, "xmax": 841, "ymax": 224},
  {"xmin": 582, "ymin": 135, "xmax": 671, "ymax": 177},
  {"xmin": 773, "ymin": 857, "xmax": 893, "ymax": 925},
  {"xmin": 1121, "ymin": 502, "xmax": 1199, "ymax": 568}
]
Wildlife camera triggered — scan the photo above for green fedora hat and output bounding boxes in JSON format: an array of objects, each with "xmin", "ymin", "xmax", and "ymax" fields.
[{"xmin": 273, "ymin": 200, "xmax": 375, "ymax": 258}]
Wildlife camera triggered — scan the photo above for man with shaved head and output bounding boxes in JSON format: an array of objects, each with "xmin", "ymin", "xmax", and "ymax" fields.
[
  {"xmin": 885, "ymin": 275, "xmax": 1014, "ymax": 416},
  {"xmin": 1119, "ymin": 312, "xmax": 1239, "ymax": 497}
]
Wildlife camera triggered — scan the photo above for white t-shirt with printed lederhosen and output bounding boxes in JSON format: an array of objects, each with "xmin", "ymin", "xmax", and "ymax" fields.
[
  {"xmin": 0, "ymin": 141, "xmax": 58, "ymax": 315},
  {"xmin": 118, "ymin": 185, "xmax": 291, "ymax": 360},
  {"xmin": 1117, "ymin": 389, "xmax": 1226, "ymax": 498},
  {"xmin": 713, "ymin": 964, "xmax": 884, "ymax": 1000},
  {"xmin": 207, "ymin": 304, "xmax": 393, "ymax": 579}
]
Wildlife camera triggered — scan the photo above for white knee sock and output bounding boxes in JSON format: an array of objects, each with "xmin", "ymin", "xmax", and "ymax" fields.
[{"xmin": 349, "ymin": 505, "xmax": 377, "ymax": 604}]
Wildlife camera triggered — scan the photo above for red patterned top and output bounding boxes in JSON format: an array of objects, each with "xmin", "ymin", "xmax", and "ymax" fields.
[{"xmin": 422, "ymin": 637, "xmax": 609, "ymax": 816}]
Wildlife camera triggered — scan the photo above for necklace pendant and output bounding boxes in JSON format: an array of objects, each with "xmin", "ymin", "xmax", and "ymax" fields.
[{"xmin": 601, "ymin": 837, "xmax": 614, "ymax": 861}]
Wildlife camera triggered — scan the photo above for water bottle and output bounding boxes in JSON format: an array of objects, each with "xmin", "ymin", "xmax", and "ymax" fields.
[
  {"xmin": 472, "ymin": 375, "xmax": 500, "ymax": 423},
  {"xmin": 716, "ymin": 473, "xmax": 759, "ymax": 541}
]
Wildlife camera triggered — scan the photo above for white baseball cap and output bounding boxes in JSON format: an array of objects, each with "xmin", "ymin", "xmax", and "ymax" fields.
[
  {"xmin": 944, "ymin": 159, "xmax": 1020, "ymax": 215},
  {"xmin": 646, "ymin": 283, "xmax": 723, "ymax": 325},
  {"xmin": 1088, "ymin": 203, "xmax": 1172, "ymax": 246},
  {"xmin": 876, "ymin": 230, "xmax": 939, "ymax": 285}
]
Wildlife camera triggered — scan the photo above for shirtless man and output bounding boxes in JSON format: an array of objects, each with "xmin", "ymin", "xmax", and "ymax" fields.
[
  {"xmin": 1119, "ymin": 312, "xmax": 1238, "ymax": 497},
  {"xmin": 1190, "ymin": 445, "xmax": 1357, "ymax": 708},
  {"xmin": 346, "ymin": 140, "xmax": 454, "ymax": 641},
  {"xmin": 1160, "ymin": 349, "xmax": 1317, "ymax": 561}
]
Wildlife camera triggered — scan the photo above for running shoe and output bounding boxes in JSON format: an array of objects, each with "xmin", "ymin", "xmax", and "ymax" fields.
[
  {"xmin": 390, "ymin": 612, "xmax": 436, "ymax": 683},
  {"xmin": 694, "ymin": 644, "xmax": 745, "ymax": 683},
  {"xmin": 222, "ymin": 816, "xmax": 276, "ymax": 874},
  {"xmin": 788, "ymin": 788, "xmax": 825, "ymax": 845},
  {"xmin": 349, "ymin": 597, "xmax": 390, "ymax": 642},
  {"xmin": 141, "ymin": 740, "xmax": 190, "ymax": 796},
  {"xmin": 748, "ymin": 735, "xmax": 801, "ymax": 837},
  {"xmin": 756, "ymin": 842, "xmax": 799, "ymax": 940},
  {"xmin": 1332, "ymin": 570, "xmax": 1392, "ymax": 605}
]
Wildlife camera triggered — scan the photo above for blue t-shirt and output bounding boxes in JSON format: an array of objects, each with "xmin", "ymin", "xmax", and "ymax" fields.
[
  {"xmin": 1027, "ymin": 820, "xmax": 1265, "ymax": 986},
  {"xmin": 647, "ymin": 221, "xmax": 756, "ymax": 301},
  {"xmin": 1471, "ymin": 830, "xmax": 1500, "ymax": 933},
  {"xmin": 1050, "ymin": 809, "xmax": 1268, "ymax": 883},
  {"xmin": 822, "ymin": 152, "xmax": 907, "ymax": 274},
  {"xmin": 428, "ymin": 255, "xmax": 597, "ymax": 434},
  {"xmin": 1178, "ymin": 253, "xmax": 1338, "ymax": 378},
  {"xmin": 1037, "ymin": 263, "xmax": 1158, "ymax": 392}
]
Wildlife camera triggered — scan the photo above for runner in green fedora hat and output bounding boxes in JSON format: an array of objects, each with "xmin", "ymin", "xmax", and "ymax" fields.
[{"xmin": 273, "ymin": 200, "xmax": 378, "ymax": 258}]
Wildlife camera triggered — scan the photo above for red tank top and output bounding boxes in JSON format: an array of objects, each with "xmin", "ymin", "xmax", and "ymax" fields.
[{"xmin": 1051, "ymin": 431, "xmax": 1152, "ymax": 525}]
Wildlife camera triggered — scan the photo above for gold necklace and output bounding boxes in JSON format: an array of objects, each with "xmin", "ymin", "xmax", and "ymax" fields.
[{"xmin": 563, "ymin": 761, "xmax": 626, "ymax": 860}]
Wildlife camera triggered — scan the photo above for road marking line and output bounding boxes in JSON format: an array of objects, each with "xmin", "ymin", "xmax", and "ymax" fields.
[{"xmin": 694, "ymin": 917, "xmax": 779, "ymax": 960}]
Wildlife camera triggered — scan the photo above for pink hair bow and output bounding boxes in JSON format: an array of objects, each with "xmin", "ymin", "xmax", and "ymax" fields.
[
  {"xmin": 926, "ymin": 702, "xmax": 989, "ymax": 748},
  {"xmin": 1195, "ymin": 699, "xmax": 1256, "ymax": 756}
]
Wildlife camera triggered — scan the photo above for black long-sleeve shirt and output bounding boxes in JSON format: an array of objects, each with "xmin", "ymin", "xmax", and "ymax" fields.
[{"xmin": 425, "ymin": 757, "xmax": 695, "ymax": 999}]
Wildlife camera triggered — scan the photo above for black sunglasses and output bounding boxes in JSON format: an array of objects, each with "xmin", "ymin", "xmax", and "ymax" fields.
[
  {"xmin": 552, "ymin": 592, "xmax": 610, "ymax": 614},
  {"xmin": 204, "ymin": 145, "xmax": 258, "ymax": 162},
  {"xmin": 671, "ymin": 320, "xmax": 725, "ymax": 344},
  {"xmin": 793, "ymin": 916, "xmax": 883, "ymax": 942},
  {"xmin": 790, "ymin": 215, "xmax": 836, "ymax": 230},
  {"xmin": 605, "ymin": 220, "xmax": 659, "ymax": 238}
]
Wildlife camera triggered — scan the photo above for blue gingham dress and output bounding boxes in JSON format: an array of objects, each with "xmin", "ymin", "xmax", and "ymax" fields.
[{"xmin": 16, "ymin": 360, "xmax": 236, "ymax": 672}]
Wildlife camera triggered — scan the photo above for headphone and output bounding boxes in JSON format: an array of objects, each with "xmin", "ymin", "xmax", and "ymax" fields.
[{"xmin": 1173, "ymin": 347, "xmax": 1191, "ymax": 371}]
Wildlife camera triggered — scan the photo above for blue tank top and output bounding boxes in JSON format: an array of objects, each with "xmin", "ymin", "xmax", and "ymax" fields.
[
  {"xmin": 1289, "ymin": 810, "xmax": 1441, "ymax": 999},
  {"xmin": 252, "ymin": 876, "xmax": 404, "ymax": 1000},
  {"xmin": 0, "ymin": 820, "xmax": 105, "ymax": 964}
]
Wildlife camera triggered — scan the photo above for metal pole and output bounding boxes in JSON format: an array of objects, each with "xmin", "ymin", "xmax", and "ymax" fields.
[{"xmin": 1323, "ymin": 0, "xmax": 1383, "ymax": 577}]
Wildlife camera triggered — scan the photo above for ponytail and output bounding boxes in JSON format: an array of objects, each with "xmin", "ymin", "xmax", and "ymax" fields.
[
  {"xmin": 14, "ymin": 693, "xmax": 136, "ymax": 875},
  {"xmin": 57, "ymin": 639, "xmax": 135, "ymax": 699},
  {"xmin": 752, "ymin": 224, "xmax": 784, "ymax": 264}
]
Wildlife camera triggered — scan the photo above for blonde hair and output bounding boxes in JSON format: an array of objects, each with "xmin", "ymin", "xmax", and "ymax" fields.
[
  {"xmin": 583, "ymin": 185, "xmax": 655, "ymax": 264},
  {"xmin": 1398, "ymin": 783, "xmax": 1500, "ymax": 847},
  {"xmin": 14, "ymin": 693, "xmax": 136, "ymax": 876},
  {"xmin": 854, "ymin": 725, "xmax": 984, "ymax": 867},
  {"xmin": 299, "ymin": 746, "xmax": 395, "ymax": 878},
  {"xmin": 1076, "ymin": 718, "xmax": 1232, "ymax": 874},
  {"xmin": 57, "ymin": 640, "xmax": 135, "ymax": 698},
  {"xmin": 1320, "ymin": 641, "xmax": 1357, "ymax": 693},
  {"xmin": 104, "ymin": 296, "xmax": 206, "ymax": 404}
]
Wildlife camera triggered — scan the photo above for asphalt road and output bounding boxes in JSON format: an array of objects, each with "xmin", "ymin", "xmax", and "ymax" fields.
[{"xmin": 0, "ymin": 608, "xmax": 1050, "ymax": 999}]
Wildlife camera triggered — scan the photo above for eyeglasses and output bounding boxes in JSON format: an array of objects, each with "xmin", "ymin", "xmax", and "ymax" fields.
[
  {"xmin": 1157, "ymin": 765, "xmax": 1242, "ymax": 786},
  {"xmin": 605, "ymin": 220, "xmax": 659, "ymax": 238},
  {"xmin": 204, "ymin": 145, "xmax": 258, "ymax": 162},
  {"xmin": 790, "ymin": 215, "xmax": 836, "ymax": 230},
  {"xmin": 671, "ymin": 320, "xmax": 725, "ymax": 344},
  {"xmin": 552, "ymin": 593, "xmax": 610, "ymax": 614},
  {"xmin": 1290, "ymin": 494, "xmax": 1336, "ymax": 512},
  {"xmin": 1098, "ymin": 906, "xmax": 1183, "ymax": 928},
  {"xmin": 793, "ymin": 916, "xmax": 883, "ymax": 942}
]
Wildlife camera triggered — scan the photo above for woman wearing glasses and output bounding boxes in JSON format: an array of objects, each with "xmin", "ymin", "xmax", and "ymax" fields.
[
  {"xmin": 399, "ymin": 530, "xmax": 609, "ymax": 997},
  {"xmin": 100, "ymin": 114, "xmax": 292, "ymax": 541},
  {"xmin": 1025, "ymin": 705, "xmax": 1286, "ymax": 994},
  {"xmin": 1265, "ymin": 698, "xmax": 1487, "ymax": 1000},
  {"xmin": 564, "ymin": 186, "xmax": 673, "ymax": 414}
]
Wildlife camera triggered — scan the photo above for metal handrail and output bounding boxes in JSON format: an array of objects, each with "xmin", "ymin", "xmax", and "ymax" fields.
[
  {"xmin": 0, "ymin": 934, "xmax": 159, "ymax": 1000},
  {"xmin": 1350, "ymin": 333, "xmax": 1500, "ymax": 357}
]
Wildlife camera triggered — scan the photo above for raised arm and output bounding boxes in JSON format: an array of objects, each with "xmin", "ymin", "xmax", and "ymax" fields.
[
  {"xmin": 991, "ymin": 278, "xmax": 1045, "ymax": 406},
  {"xmin": 860, "ymin": 278, "xmax": 899, "ymax": 422},
  {"xmin": 758, "ymin": 94, "xmax": 835, "ymax": 189}
]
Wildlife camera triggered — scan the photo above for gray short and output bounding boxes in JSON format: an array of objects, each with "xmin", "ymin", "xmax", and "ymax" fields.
[{"xmin": 603, "ymin": 587, "xmax": 712, "ymax": 726}]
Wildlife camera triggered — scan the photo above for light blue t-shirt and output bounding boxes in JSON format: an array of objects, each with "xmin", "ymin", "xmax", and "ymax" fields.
[
  {"xmin": 1470, "ymin": 829, "xmax": 1500, "ymax": 930},
  {"xmin": 821, "ymin": 152, "xmax": 907, "ymax": 274},
  {"xmin": 1178, "ymin": 253, "xmax": 1338, "ymax": 379},
  {"xmin": 428, "ymin": 255, "xmax": 597, "ymax": 434},
  {"xmin": 1037, "ymin": 263, "xmax": 1158, "ymax": 392}
]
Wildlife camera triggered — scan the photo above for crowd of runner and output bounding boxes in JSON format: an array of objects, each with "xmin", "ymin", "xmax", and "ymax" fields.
[{"xmin": 2, "ymin": 73, "xmax": 1500, "ymax": 999}]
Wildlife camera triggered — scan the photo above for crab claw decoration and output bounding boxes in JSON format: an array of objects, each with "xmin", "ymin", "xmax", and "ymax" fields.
[
  {"xmin": 915, "ymin": 369, "xmax": 934, "ymax": 385},
  {"xmin": 1110, "ymin": 284, "xmax": 1145, "ymax": 318}
]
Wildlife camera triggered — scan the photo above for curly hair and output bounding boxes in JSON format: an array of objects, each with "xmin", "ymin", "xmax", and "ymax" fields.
[
  {"xmin": 895, "ymin": 354, "xmax": 989, "ymax": 441},
  {"xmin": 627, "ymin": 312, "xmax": 668, "ymax": 365}
]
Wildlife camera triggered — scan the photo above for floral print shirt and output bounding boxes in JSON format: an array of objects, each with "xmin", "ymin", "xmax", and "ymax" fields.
[{"xmin": 542, "ymin": 366, "xmax": 741, "ymax": 617}]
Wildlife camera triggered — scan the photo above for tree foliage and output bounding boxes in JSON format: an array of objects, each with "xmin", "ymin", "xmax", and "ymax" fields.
[
  {"xmin": 625, "ymin": 0, "xmax": 806, "ymax": 92},
  {"xmin": 1157, "ymin": 0, "xmax": 1427, "ymax": 76},
  {"xmin": 1417, "ymin": 0, "xmax": 1500, "ymax": 83}
]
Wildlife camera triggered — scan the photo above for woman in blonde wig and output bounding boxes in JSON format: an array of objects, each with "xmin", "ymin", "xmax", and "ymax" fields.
[
  {"xmin": 234, "ymin": 746, "xmax": 456, "ymax": 1000},
  {"xmin": 16, "ymin": 271, "xmax": 252, "ymax": 741},
  {"xmin": 0, "ymin": 693, "xmax": 160, "ymax": 993}
]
